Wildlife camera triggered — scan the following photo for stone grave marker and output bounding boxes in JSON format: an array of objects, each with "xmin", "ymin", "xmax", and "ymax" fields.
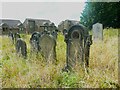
[
  {"xmin": 15, "ymin": 38, "xmax": 27, "ymax": 59},
  {"xmin": 40, "ymin": 22, "xmax": 57, "ymax": 39},
  {"xmin": 92, "ymin": 23, "xmax": 103, "ymax": 41},
  {"xmin": 84, "ymin": 35, "xmax": 92, "ymax": 67},
  {"xmin": 39, "ymin": 34, "xmax": 56, "ymax": 62},
  {"xmin": 8, "ymin": 31, "xmax": 14, "ymax": 44},
  {"xmin": 63, "ymin": 24, "xmax": 92, "ymax": 71}
]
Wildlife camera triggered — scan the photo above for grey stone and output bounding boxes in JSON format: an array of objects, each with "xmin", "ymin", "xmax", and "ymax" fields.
[
  {"xmin": 92, "ymin": 23, "xmax": 103, "ymax": 41},
  {"xmin": 15, "ymin": 38, "xmax": 27, "ymax": 59},
  {"xmin": 63, "ymin": 24, "xmax": 92, "ymax": 71},
  {"xmin": 39, "ymin": 34, "xmax": 56, "ymax": 62}
]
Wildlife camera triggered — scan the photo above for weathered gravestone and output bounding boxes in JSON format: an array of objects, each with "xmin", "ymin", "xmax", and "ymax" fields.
[
  {"xmin": 30, "ymin": 31, "xmax": 41, "ymax": 52},
  {"xmin": 39, "ymin": 34, "xmax": 56, "ymax": 62},
  {"xmin": 15, "ymin": 38, "xmax": 27, "ymax": 59},
  {"xmin": 92, "ymin": 23, "xmax": 103, "ymax": 41},
  {"xmin": 63, "ymin": 24, "xmax": 92, "ymax": 71}
]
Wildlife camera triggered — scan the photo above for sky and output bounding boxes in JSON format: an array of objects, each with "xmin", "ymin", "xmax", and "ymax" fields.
[{"xmin": 1, "ymin": 2, "xmax": 86, "ymax": 26}]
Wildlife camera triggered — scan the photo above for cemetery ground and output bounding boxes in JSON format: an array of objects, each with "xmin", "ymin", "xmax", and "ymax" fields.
[{"xmin": 1, "ymin": 28, "xmax": 119, "ymax": 88}]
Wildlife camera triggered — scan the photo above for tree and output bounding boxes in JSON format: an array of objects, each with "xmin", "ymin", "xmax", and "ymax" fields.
[{"xmin": 80, "ymin": 2, "xmax": 120, "ymax": 30}]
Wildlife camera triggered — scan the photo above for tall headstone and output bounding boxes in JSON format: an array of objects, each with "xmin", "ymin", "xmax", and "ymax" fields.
[
  {"xmin": 63, "ymin": 24, "xmax": 92, "ymax": 71},
  {"xmin": 39, "ymin": 34, "xmax": 56, "ymax": 62},
  {"xmin": 92, "ymin": 23, "xmax": 103, "ymax": 41},
  {"xmin": 84, "ymin": 35, "xmax": 92, "ymax": 67}
]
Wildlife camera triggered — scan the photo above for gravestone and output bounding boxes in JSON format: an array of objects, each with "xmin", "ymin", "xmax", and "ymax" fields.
[
  {"xmin": 30, "ymin": 31, "xmax": 41, "ymax": 52},
  {"xmin": 8, "ymin": 31, "xmax": 14, "ymax": 44},
  {"xmin": 40, "ymin": 22, "xmax": 57, "ymax": 39},
  {"xmin": 39, "ymin": 34, "xmax": 56, "ymax": 62},
  {"xmin": 84, "ymin": 35, "xmax": 92, "ymax": 67},
  {"xmin": 92, "ymin": 23, "xmax": 103, "ymax": 41},
  {"xmin": 15, "ymin": 38, "xmax": 27, "ymax": 59},
  {"xmin": 63, "ymin": 24, "xmax": 92, "ymax": 71}
]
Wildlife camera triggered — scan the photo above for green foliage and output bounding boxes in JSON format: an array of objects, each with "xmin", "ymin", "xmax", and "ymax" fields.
[
  {"xmin": 80, "ymin": 2, "xmax": 120, "ymax": 29},
  {"xmin": 58, "ymin": 72, "xmax": 78, "ymax": 87}
]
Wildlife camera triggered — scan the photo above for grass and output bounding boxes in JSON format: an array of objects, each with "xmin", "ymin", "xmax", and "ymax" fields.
[{"xmin": 0, "ymin": 28, "xmax": 119, "ymax": 88}]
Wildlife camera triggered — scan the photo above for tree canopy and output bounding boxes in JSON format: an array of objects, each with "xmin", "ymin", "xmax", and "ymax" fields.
[{"xmin": 80, "ymin": 2, "xmax": 120, "ymax": 29}]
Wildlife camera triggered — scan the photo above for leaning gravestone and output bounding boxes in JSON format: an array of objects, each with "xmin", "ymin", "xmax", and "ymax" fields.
[
  {"xmin": 92, "ymin": 23, "xmax": 103, "ymax": 41},
  {"xmin": 39, "ymin": 34, "xmax": 56, "ymax": 62},
  {"xmin": 63, "ymin": 24, "xmax": 92, "ymax": 71},
  {"xmin": 15, "ymin": 38, "xmax": 27, "ymax": 59}
]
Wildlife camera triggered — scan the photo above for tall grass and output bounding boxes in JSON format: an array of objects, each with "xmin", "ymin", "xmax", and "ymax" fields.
[{"xmin": 1, "ymin": 29, "xmax": 119, "ymax": 88}]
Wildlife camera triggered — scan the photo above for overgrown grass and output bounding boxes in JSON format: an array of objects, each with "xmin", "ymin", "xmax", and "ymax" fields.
[{"xmin": 1, "ymin": 29, "xmax": 119, "ymax": 88}]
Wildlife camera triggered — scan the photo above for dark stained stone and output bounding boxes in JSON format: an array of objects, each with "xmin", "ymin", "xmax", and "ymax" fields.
[
  {"xmin": 15, "ymin": 38, "xmax": 27, "ymax": 59},
  {"xmin": 30, "ymin": 31, "xmax": 41, "ymax": 52},
  {"xmin": 63, "ymin": 24, "xmax": 92, "ymax": 71}
]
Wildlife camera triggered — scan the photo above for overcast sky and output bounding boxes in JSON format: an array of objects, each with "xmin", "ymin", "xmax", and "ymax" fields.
[{"xmin": 2, "ymin": 2, "xmax": 86, "ymax": 26}]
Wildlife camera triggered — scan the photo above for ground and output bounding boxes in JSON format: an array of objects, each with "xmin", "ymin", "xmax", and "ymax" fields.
[{"xmin": 0, "ymin": 28, "xmax": 119, "ymax": 88}]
